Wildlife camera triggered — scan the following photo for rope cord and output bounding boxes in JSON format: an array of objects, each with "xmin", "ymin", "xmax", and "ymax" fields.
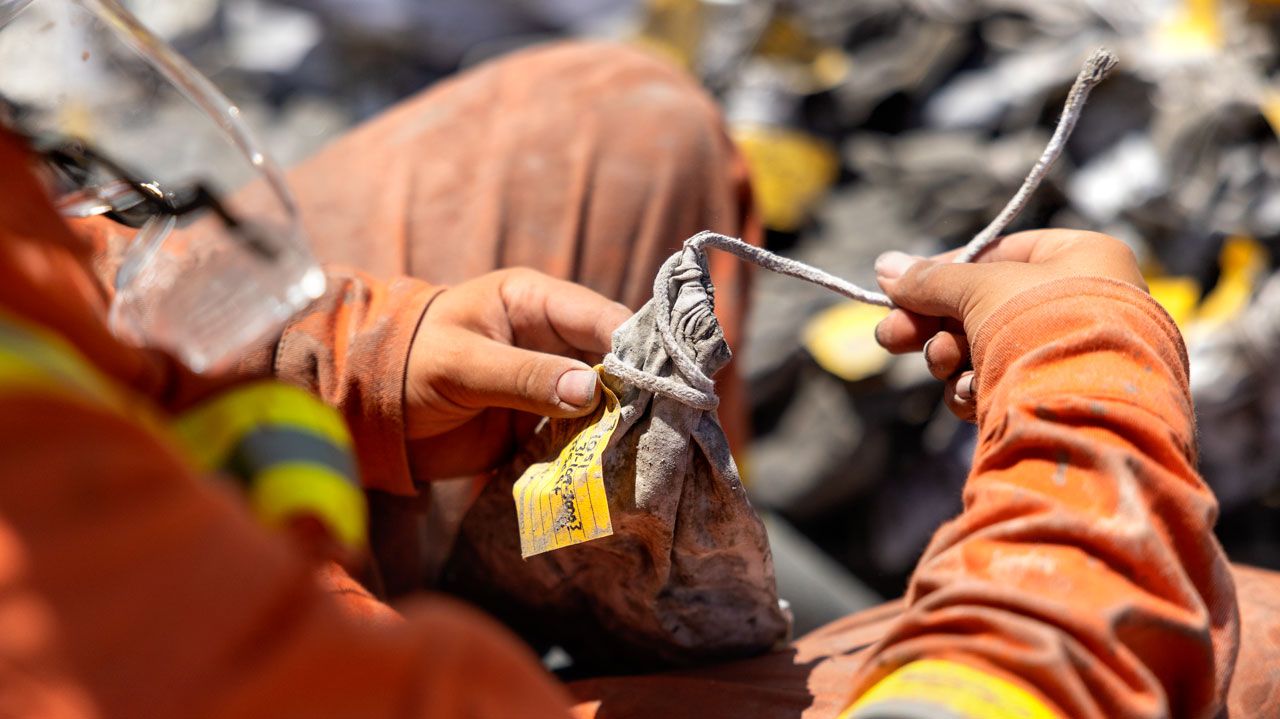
[
  {"xmin": 956, "ymin": 48, "xmax": 1118, "ymax": 263},
  {"xmin": 603, "ymin": 48, "xmax": 1117, "ymax": 410}
]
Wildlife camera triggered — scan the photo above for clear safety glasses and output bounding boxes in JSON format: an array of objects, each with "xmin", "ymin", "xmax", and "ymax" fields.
[{"xmin": 0, "ymin": 0, "xmax": 324, "ymax": 372}]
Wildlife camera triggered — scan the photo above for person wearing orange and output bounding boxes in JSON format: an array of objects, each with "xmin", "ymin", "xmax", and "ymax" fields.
[
  {"xmin": 55, "ymin": 39, "xmax": 762, "ymax": 599},
  {"xmin": 568, "ymin": 231, "xmax": 1267, "ymax": 719},
  {"xmin": 9, "ymin": 101, "xmax": 1275, "ymax": 713},
  {"xmin": 0, "ymin": 25, "xmax": 763, "ymax": 716},
  {"xmin": 2, "ymin": 17, "xmax": 1279, "ymax": 719}
]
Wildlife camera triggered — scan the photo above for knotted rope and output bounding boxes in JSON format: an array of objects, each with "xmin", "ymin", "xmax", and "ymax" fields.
[{"xmin": 604, "ymin": 48, "xmax": 1118, "ymax": 410}]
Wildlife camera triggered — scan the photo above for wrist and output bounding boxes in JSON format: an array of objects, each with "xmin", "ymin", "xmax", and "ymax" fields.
[{"xmin": 970, "ymin": 276, "xmax": 1184, "ymax": 421}]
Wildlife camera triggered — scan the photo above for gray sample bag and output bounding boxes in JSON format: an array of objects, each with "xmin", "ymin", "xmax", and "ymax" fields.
[
  {"xmin": 441, "ymin": 240, "xmax": 791, "ymax": 669},
  {"xmin": 440, "ymin": 49, "xmax": 1119, "ymax": 670}
]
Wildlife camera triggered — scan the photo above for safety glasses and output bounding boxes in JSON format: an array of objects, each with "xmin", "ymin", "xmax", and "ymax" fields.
[{"xmin": 0, "ymin": 0, "xmax": 324, "ymax": 372}]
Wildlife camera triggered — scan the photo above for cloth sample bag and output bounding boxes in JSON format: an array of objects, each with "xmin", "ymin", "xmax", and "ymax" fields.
[{"xmin": 442, "ymin": 241, "xmax": 791, "ymax": 669}]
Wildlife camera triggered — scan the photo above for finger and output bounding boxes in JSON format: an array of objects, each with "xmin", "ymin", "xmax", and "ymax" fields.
[
  {"xmin": 932, "ymin": 229, "xmax": 1121, "ymax": 268},
  {"xmin": 954, "ymin": 230, "xmax": 1053, "ymax": 264},
  {"xmin": 440, "ymin": 334, "xmax": 603, "ymax": 418},
  {"xmin": 943, "ymin": 371, "xmax": 978, "ymax": 423},
  {"xmin": 501, "ymin": 270, "xmax": 634, "ymax": 355},
  {"xmin": 964, "ymin": 228, "xmax": 1129, "ymax": 267},
  {"xmin": 875, "ymin": 308, "xmax": 941, "ymax": 353},
  {"xmin": 923, "ymin": 331, "xmax": 970, "ymax": 380},
  {"xmin": 875, "ymin": 252, "xmax": 988, "ymax": 321}
]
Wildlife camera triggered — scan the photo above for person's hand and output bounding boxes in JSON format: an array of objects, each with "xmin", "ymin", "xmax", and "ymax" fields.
[
  {"xmin": 405, "ymin": 268, "xmax": 632, "ymax": 479},
  {"xmin": 873, "ymin": 229, "xmax": 1145, "ymax": 421}
]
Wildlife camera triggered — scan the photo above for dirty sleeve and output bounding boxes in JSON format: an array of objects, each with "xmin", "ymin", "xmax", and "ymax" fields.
[
  {"xmin": 0, "ymin": 387, "xmax": 573, "ymax": 719},
  {"xmin": 845, "ymin": 276, "xmax": 1239, "ymax": 719},
  {"xmin": 238, "ymin": 266, "xmax": 444, "ymax": 497}
]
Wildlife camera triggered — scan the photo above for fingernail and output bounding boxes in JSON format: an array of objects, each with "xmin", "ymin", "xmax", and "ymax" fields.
[
  {"xmin": 922, "ymin": 335, "xmax": 936, "ymax": 357},
  {"xmin": 558, "ymin": 369, "xmax": 598, "ymax": 408},
  {"xmin": 874, "ymin": 251, "xmax": 920, "ymax": 280},
  {"xmin": 956, "ymin": 373, "xmax": 976, "ymax": 400}
]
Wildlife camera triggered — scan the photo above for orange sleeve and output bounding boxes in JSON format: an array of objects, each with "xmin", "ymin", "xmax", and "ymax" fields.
[
  {"xmin": 63, "ymin": 204, "xmax": 441, "ymax": 499},
  {"xmin": 0, "ymin": 389, "xmax": 571, "ymax": 719},
  {"xmin": 847, "ymin": 277, "xmax": 1239, "ymax": 718},
  {"xmin": 239, "ymin": 267, "xmax": 445, "ymax": 496}
]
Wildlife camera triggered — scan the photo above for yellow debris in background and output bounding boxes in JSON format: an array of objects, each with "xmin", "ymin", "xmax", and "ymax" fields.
[
  {"xmin": 636, "ymin": 1, "xmax": 848, "ymax": 232},
  {"xmin": 753, "ymin": 12, "xmax": 812, "ymax": 62},
  {"xmin": 1196, "ymin": 235, "xmax": 1268, "ymax": 325},
  {"xmin": 734, "ymin": 12, "xmax": 848, "ymax": 231},
  {"xmin": 810, "ymin": 48, "xmax": 854, "ymax": 93},
  {"xmin": 1146, "ymin": 275, "xmax": 1202, "ymax": 329},
  {"xmin": 732, "ymin": 125, "xmax": 840, "ymax": 233},
  {"xmin": 754, "ymin": 13, "xmax": 852, "ymax": 94},
  {"xmin": 1146, "ymin": 236, "xmax": 1267, "ymax": 339},
  {"xmin": 1158, "ymin": 0, "xmax": 1224, "ymax": 53},
  {"xmin": 633, "ymin": 0, "xmax": 701, "ymax": 70},
  {"xmin": 1259, "ymin": 89, "xmax": 1280, "ymax": 139},
  {"xmin": 802, "ymin": 301, "xmax": 891, "ymax": 382},
  {"xmin": 634, "ymin": 0, "xmax": 706, "ymax": 70}
]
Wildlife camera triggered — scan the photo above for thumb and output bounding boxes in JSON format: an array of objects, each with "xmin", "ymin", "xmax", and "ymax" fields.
[
  {"xmin": 875, "ymin": 251, "xmax": 988, "ymax": 325},
  {"xmin": 446, "ymin": 336, "xmax": 602, "ymax": 418}
]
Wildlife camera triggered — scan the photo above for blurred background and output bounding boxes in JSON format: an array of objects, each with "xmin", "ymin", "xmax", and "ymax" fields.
[{"xmin": 88, "ymin": 0, "xmax": 1280, "ymax": 626}]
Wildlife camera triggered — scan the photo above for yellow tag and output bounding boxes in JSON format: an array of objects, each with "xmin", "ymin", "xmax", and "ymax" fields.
[
  {"xmin": 839, "ymin": 660, "xmax": 1060, "ymax": 719},
  {"xmin": 513, "ymin": 367, "xmax": 619, "ymax": 558}
]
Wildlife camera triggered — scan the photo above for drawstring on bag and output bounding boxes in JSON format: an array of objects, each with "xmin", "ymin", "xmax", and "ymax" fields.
[{"xmin": 605, "ymin": 48, "xmax": 1118, "ymax": 410}]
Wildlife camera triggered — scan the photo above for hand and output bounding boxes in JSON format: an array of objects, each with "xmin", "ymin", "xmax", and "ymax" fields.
[
  {"xmin": 872, "ymin": 229, "xmax": 1145, "ymax": 421},
  {"xmin": 405, "ymin": 268, "xmax": 633, "ymax": 479}
]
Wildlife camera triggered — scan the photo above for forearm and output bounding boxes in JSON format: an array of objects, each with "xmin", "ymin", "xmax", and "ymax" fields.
[
  {"xmin": 0, "ymin": 393, "xmax": 570, "ymax": 719},
  {"xmin": 239, "ymin": 266, "xmax": 444, "ymax": 495},
  {"xmin": 848, "ymin": 277, "xmax": 1238, "ymax": 719}
]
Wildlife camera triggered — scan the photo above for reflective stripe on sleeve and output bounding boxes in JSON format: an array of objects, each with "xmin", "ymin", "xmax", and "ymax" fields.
[
  {"xmin": 0, "ymin": 309, "xmax": 367, "ymax": 551},
  {"xmin": 173, "ymin": 380, "xmax": 353, "ymax": 472},
  {"xmin": 0, "ymin": 309, "xmax": 126, "ymax": 411},
  {"xmin": 227, "ymin": 426, "xmax": 359, "ymax": 486},
  {"xmin": 173, "ymin": 380, "xmax": 367, "ymax": 551},
  {"xmin": 250, "ymin": 461, "xmax": 368, "ymax": 551},
  {"xmin": 839, "ymin": 660, "xmax": 1061, "ymax": 719}
]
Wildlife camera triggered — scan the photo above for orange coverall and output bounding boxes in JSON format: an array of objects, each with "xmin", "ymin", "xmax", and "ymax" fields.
[{"xmin": 3, "ymin": 40, "xmax": 1279, "ymax": 718}]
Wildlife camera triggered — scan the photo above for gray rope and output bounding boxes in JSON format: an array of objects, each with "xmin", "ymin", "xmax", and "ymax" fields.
[
  {"xmin": 689, "ymin": 231, "xmax": 895, "ymax": 308},
  {"xmin": 603, "ymin": 351, "xmax": 719, "ymax": 410},
  {"xmin": 603, "ymin": 48, "xmax": 1118, "ymax": 410},
  {"xmin": 956, "ymin": 48, "xmax": 1118, "ymax": 263},
  {"xmin": 603, "ymin": 246, "xmax": 723, "ymax": 410}
]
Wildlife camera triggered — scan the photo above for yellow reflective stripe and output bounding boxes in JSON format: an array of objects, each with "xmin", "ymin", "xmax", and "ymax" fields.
[
  {"xmin": 173, "ymin": 380, "xmax": 353, "ymax": 471},
  {"xmin": 250, "ymin": 461, "xmax": 368, "ymax": 551},
  {"xmin": 840, "ymin": 660, "xmax": 1060, "ymax": 719},
  {"xmin": 0, "ymin": 311, "xmax": 172, "ymax": 443},
  {"xmin": 0, "ymin": 312, "xmax": 367, "ymax": 550},
  {"xmin": 0, "ymin": 311, "xmax": 366, "ymax": 548},
  {"xmin": 173, "ymin": 380, "xmax": 365, "ymax": 549},
  {"xmin": 0, "ymin": 356, "xmax": 90, "ymax": 400},
  {"xmin": 0, "ymin": 309, "xmax": 131, "ymax": 413}
]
